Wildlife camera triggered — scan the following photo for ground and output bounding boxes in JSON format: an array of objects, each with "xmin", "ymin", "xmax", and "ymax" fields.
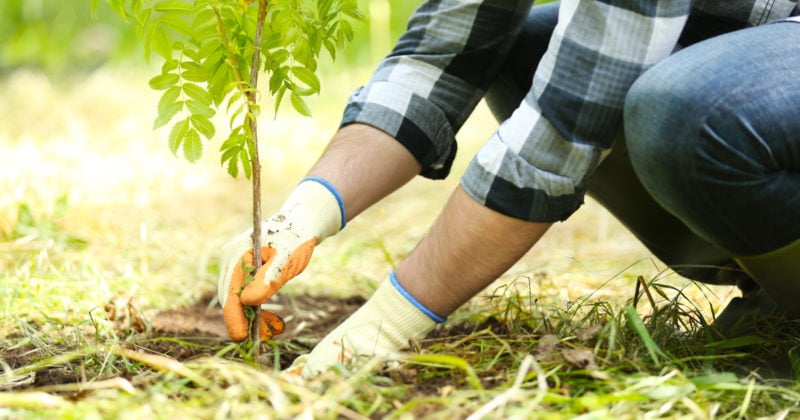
[{"xmin": 3, "ymin": 68, "xmax": 800, "ymax": 418}]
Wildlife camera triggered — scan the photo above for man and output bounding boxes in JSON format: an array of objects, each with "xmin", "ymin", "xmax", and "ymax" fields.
[{"xmin": 219, "ymin": 0, "xmax": 800, "ymax": 377}]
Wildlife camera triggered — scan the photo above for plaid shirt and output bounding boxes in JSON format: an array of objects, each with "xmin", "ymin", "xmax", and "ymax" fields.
[{"xmin": 340, "ymin": 0, "xmax": 799, "ymax": 222}]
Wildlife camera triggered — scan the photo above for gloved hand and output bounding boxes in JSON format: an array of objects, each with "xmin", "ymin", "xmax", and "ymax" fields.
[
  {"xmin": 284, "ymin": 272, "xmax": 446, "ymax": 377},
  {"xmin": 219, "ymin": 177, "xmax": 346, "ymax": 342}
]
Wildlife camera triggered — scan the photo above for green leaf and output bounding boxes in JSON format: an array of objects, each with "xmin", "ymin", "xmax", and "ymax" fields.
[
  {"xmin": 182, "ymin": 128, "xmax": 203, "ymax": 163},
  {"xmin": 154, "ymin": 102, "xmax": 183, "ymax": 129},
  {"xmin": 180, "ymin": 62, "xmax": 209, "ymax": 82},
  {"xmin": 342, "ymin": 0, "xmax": 364, "ymax": 20},
  {"xmin": 263, "ymin": 32, "xmax": 283, "ymax": 50},
  {"xmin": 161, "ymin": 59, "xmax": 179, "ymax": 75},
  {"xmin": 149, "ymin": 73, "xmax": 179, "ymax": 90},
  {"xmin": 150, "ymin": 26, "xmax": 173, "ymax": 60},
  {"xmin": 200, "ymin": 42, "xmax": 224, "ymax": 71},
  {"xmin": 106, "ymin": 0, "xmax": 127, "ymax": 20},
  {"xmin": 291, "ymin": 66, "xmax": 320, "ymax": 94},
  {"xmin": 239, "ymin": 147, "xmax": 252, "ymax": 179},
  {"xmin": 155, "ymin": 87, "xmax": 183, "ymax": 129},
  {"xmin": 273, "ymin": 85, "xmax": 287, "ymax": 117},
  {"xmin": 220, "ymin": 134, "xmax": 244, "ymax": 179},
  {"xmin": 182, "ymin": 83, "xmax": 213, "ymax": 107},
  {"xmin": 157, "ymin": 15, "xmax": 193, "ymax": 37},
  {"xmin": 190, "ymin": 114, "xmax": 216, "ymax": 139},
  {"xmin": 338, "ymin": 18, "xmax": 354, "ymax": 42},
  {"xmin": 323, "ymin": 39, "xmax": 336, "ymax": 60},
  {"xmin": 207, "ymin": 61, "xmax": 233, "ymax": 104},
  {"xmin": 291, "ymin": 39, "xmax": 315, "ymax": 70},
  {"xmin": 270, "ymin": 48, "xmax": 290, "ymax": 65},
  {"xmin": 158, "ymin": 86, "xmax": 181, "ymax": 113},
  {"xmin": 168, "ymin": 118, "xmax": 190, "ymax": 156},
  {"xmin": 153, "ymin": 1, "xmax": 193, "ymax": 13},
  {"xmin": 289, "ymin": 91, "xmax": 312, "ymax": 117},
  {"xmin": 228, "ymin": 103, "xmax": 245, "ymax": 129},
  {"xmin": 268, "ymin": 65, "xmax": 288, "ymax": 95},
  {"xmin": 186, "ymin": 99, "xmax": 216, "ymax": 119},
  {"xmin": 182, "ymin": 44, "xmax": 204, "ymax": 61},
  {"xmin": 220, "ymin": 144, "xmax": 239, "ymax": 164},
  {"xmin": 219, "ymin": 128, "xmax": 245, "ymax": 150},
  {"xmin": 192, "ymin": 8, "xmax": 217, "ymax": 34},
  {"xmin": 136, "ymin": 8, "xmax": 153, "ymax": 39},
  {"xmin": 193, "ymin": 21, "xmax": 218, "ymax": 43},
  {"xmin": 224, "ymin": 151, "xmax": 239, "ymax": 178},
  {"xmin": 317, "ymin": 0, "xmax": 333, "ymax": 19}
]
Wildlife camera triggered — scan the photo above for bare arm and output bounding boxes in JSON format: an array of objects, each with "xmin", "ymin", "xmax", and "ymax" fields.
[{"xmin": 308, "ymin": 123, "xmax": 422, "ymax": 221}]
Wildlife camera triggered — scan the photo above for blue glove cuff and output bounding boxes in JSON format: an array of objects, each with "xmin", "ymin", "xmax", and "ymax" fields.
[
  {"xmin": 390, "ymin": 271, "xmax": 447, "ymax": 323},
  {"xmin": 301, "ymin": 176, "xmax": 347, "ymax": 230}
]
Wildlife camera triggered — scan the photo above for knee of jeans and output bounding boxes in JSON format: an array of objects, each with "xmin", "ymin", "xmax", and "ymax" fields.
[
  {"xmin": 624, "ymin": 80, "xmax": 684, "ymax": 187},
  {"xmin": 623, "ymin": 75, "xmax": 717, "ymax": 218}
]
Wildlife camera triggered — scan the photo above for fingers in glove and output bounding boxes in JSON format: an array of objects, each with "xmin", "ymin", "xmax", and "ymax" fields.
[
  {"xmin": 223, "ymin": 252, "xmax": 250, "ymax": 342},
  {"xmin": 222, "ymin": 248, "xmax": 276, "ymax": 342},
  {"xmin": 259, "ymin": 310, "xmax": 286, "ymax": 340},
  {"xmin": 240, "ymin": 237, "xmax": 318, "ymax": 305}
]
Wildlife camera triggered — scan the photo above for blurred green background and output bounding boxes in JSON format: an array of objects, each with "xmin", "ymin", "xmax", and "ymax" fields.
[{"xmin": 0, "ymin": 0, "xmax": 423, "ymax": 78}]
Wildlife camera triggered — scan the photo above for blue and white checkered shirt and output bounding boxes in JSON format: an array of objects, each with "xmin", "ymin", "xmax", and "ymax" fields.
[{"xmin": 341, "ymin": 0, "xmax": 799, "ymax": 222}]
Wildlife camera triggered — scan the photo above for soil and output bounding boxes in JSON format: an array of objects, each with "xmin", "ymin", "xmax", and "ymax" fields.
[
  {"xmin": 3, "ymin": 292, "xmax": 490, "ymax": 392},
  {"xmin": 115, "ymin": 292, "xmax": 372, "ymax": 367}
]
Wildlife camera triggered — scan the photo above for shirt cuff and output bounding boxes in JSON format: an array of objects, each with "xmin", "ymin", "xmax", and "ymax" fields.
[{"xmin": 340, "ymin": 82, "xmax": 458, "ymax": 179}]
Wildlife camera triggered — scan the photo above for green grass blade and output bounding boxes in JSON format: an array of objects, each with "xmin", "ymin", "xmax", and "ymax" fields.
[
  {"xmin": 625, "ymin": 306, "xmax": 666, "ymax": 367},
  {"xmin": 407, "ymin": 354, "xmax": 484, "ymax": 391}
]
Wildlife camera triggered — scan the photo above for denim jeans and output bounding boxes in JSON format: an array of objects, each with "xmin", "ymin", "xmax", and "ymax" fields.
[
  {"xmin": 485, "ymin": 2, "xmax": 799, "ymax": 284},
  {"xmin": 625, "ymin": 21, "xmax": 800, "ymax": 256}
]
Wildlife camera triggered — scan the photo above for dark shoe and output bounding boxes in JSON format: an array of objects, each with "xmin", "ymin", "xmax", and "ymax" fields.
[
  {"xmin": 705, "ymin": 289, "xmax": 800, "ymax": 380},
  {"xmin": 709, "ymin": 289, "xmax": 782, "ymax": 337}
]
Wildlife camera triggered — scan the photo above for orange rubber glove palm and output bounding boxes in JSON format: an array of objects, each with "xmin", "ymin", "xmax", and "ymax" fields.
[{"xmin": 218, "ymin": 178, "xmax": 345, "ymax": 342}]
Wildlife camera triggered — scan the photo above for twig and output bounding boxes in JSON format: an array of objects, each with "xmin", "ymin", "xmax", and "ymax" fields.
[{"xmin": 638, "ymin": 275, "xmax": 657, "ymax": 310}]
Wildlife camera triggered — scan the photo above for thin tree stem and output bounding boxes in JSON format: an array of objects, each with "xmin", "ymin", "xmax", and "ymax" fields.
[{"xmin": 247, "ymin": 0, "xmax": 269, "ymax": 360}]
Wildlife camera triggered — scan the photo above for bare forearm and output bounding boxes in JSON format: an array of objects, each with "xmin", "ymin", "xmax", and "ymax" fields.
[
  {"xmin": 307, "ymin": 123, "xmax": 422, "ymax": 221},
  {"xmin": 396, "ymin": 186, "xmax": 551, "ymax": 316}
]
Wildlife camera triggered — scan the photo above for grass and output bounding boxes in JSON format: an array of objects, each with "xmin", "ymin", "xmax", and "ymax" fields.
[{"xmin": 2, "ymin": 67, "xmax": 800, "ymax": 419}]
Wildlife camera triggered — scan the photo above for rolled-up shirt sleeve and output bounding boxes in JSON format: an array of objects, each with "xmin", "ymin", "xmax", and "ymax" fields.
[
  {"xmin": 463, "ymin": 0, "xmax": 692, "ymax": 222},
  {"xmin": 342, "ymin": 0, "xmax": 693, "ymax": 223},
  {"xmin": 341, "ymin": 0, "xmax": 533, "ymax": 179}
]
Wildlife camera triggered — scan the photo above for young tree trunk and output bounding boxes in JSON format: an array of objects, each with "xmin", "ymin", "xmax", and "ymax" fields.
[{"xmin": 247, "ymin": 0, "xmax": 269, "ymax": 358}]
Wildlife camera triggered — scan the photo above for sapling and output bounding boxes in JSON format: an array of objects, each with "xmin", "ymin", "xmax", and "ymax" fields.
[{"xmin": 102, "ymin": 0, "xmax": 362, "ymax": 354}]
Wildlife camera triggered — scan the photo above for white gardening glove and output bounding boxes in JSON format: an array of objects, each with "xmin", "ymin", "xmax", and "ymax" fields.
[
  {"xmin": 219, "ymin": 177, "xmax": 345, "ymax": 342},
  {"xmin": 284, "ymin": 272, "xmax": 447, "ymax": 377}
]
